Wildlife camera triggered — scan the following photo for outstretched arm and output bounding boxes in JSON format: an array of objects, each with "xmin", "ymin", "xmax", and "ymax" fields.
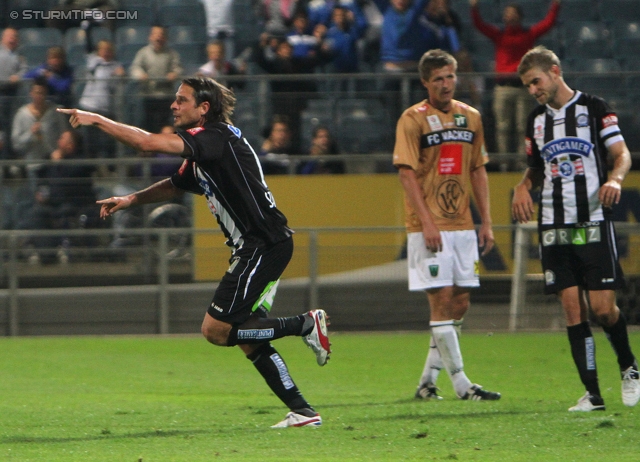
[
  {"xmin": 97, "ymin": 178, "xmax": 184, "ymax": 219},
  {"xmin": 57, "ymin": 108, "xmax": 185, "ymax": 154}
]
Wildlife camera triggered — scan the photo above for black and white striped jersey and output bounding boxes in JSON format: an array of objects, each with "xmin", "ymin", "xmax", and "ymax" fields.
[
  {"xmin": 525, "ymin": 91, "xmax": 624, "ymax": 226},
  {"xmin": 171, "ymin": 122, "xmax": 293, "ymax": 249}
]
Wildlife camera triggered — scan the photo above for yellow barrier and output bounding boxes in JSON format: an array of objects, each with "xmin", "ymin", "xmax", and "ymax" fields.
[{"xmin": 194, "ymin": 172, "xmax": 640, "ymax": 281}]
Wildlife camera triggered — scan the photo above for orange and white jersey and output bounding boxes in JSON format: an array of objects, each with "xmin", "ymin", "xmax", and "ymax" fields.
[{"xmin": 393, "ymin": 99, "xmax": 488, "ymax": 232}]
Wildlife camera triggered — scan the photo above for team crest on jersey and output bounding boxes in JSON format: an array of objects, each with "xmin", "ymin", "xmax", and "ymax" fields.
[
  {"xmin": 228, "ymin": 125, "xmax": 242, "ymax": 138},
  {"xmin": 436, "ymin": 179, "xmax": 462, "ymax": 217},
  {"xmin": 576, "ymin": 113, "xmax": 589, "ymax": 127},
  {"xmin": 534, "ymin": 124, "xmax": 544, "ymax": 139},
  {"xmin": 187, "ymin": 127, "xmax": 204, "ymax": 136},
  {"xmin": 453, "ymin": 114, "xmax": 467, "ymax": 128},
  {"xmin": 427, "ymin": 115, "xmax": 443, "ymax": 131}
]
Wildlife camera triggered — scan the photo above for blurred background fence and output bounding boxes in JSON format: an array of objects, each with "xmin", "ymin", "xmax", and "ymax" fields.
[{"xmin": 0, "ymin": 219, "xmax": 639, "ymax": 336}]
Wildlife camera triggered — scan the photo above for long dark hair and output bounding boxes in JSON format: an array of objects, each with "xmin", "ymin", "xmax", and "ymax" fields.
[{"xmin": 181, "ymin": 77, "xmax": 236, "ymax": 125}]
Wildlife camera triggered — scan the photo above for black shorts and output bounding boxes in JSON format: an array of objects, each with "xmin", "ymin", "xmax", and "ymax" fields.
[
  {"xmin": 208, "ymin": 237, "xmax": 293, "ymax": 324},
  {"xmin": 539, "ymin": 221, "xmax": 625, "ymax": 294}
]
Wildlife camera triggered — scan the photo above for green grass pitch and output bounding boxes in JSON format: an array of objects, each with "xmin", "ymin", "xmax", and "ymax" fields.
[{"xmin": 0, "ymin": 331, "xmax": 639, "ymax": 461}]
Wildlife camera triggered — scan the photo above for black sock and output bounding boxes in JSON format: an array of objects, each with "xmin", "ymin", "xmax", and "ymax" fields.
[
  {"xmin": 567, "ymin": 322, "xmax": 601, "ymax": 398},
  {"xmin": 227, "ymin": 314, "xmax": 308, "ymax": 346},
  {"xmin": 602, "ymin": 311, "xmax": 636, "ymax": 371},
  {"xmin": 246, "ymin": 343, "xmax": 312, "ymax": 412}
]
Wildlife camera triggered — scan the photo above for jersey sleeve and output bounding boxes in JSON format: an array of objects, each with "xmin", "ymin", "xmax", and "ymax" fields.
[
  {"xmin": 591, "ymin": 95, "xmax": 625, "ymax": 149},
  {"xmin": 525, "ymin": 111, "xmax": 544, "ymax": 169},
  {"xmin": 175, "ymin": 126, "xmax": 226, "ymax": 162},
  {"xmin": 470, "ymin": 110, "xmax": 489, "ymax": 170},
  {"xmin": 170, "ymin": 159, "xmax": 203, "ymax": 195},
  {"xmin": 393, "ymin": 112, "xmax": 422, "ymax": 170}
]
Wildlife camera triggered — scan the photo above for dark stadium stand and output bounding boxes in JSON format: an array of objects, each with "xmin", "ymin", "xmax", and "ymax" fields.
[{"xmin": 0, "ymin": 0, "xmax": 638, "ymax": 155}]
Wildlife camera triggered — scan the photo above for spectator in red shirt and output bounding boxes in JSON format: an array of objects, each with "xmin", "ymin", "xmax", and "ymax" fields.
[{"xmin": 471, "ymin": 0, "xmax": 560, "ymax": 157}]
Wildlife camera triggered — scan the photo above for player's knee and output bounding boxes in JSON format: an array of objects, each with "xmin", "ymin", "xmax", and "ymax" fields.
[
  {"xmin": 592, "ymin": 305, "xmax": 619, "ymax": 328},
  {"xmin": 201, "ymin": 320, "xmax": 230, "ymax": 346},
  {"xmin": 451, "ymin": 300, "xmax": 469, "ymax": 318}
]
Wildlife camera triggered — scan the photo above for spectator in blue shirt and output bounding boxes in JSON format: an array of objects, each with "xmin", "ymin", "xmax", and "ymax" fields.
[
  {"xmin": 24, "ymin": 46, "xmax": 74, "ymax": 107},
  {"xmin": 377, "ymin": 0, "xmax": 429, "ymax": 72},
  {"xmin": 287, "ymin": 11, "xmax": 321, "ymax": 59},
  {"xmin": 418, "ymin": 0, "xmax": 462, "ymax": 54},
  {"xmin": 307, "ymin": 0, "xmax": 368, "ymax": 32},
  {"xmin": 321, "ymin": 6, "xmax": 367, "ymax": 73}
]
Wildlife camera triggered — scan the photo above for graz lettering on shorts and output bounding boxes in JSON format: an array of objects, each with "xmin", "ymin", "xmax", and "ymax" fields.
[
  {"xmin": 270, "ymin": 353, "xmax": 295, "ymax": 389},
  {"xmin": 420, "ymin": 129, "xmax": 475, "ymax": 148},
  {"xmin": 541, "ymin": 227, "xmax": 601, "ymax": 246},
  {"xmin": 237, "ymin": 328, "xmax": 275, "ymax": 340},
  {"xmin": 436, "ymin": 179, "xmax": 463, "ymax": 217}
]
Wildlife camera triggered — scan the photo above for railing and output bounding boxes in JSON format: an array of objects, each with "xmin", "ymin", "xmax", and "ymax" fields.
[
  {"xmin": 2, "ymin": 222, "xmax": 639, "ymax": 336},
  {"xmin": 2, "ymin": 70, "xmax": 639, "ymax": 162}
]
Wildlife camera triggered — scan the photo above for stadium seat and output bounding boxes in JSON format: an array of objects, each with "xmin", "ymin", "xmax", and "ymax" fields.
[
  {"xmin": 335, "ymin": 98, "xmax": 393, "ymax": 153},
  {"xmin": 120, "ymin": 5, "xmax": 156, "ymax": 26},
  {"xmin": 571, "ymin": 58, "xmax": 622, "ymax": 73},
  {"xmin": 626, "ymin": 75, "xmax": 640, "ymax": 99},
  {"xmin": 120, "ymin": 0, "xmax": 159, "ymax": 7},
  {"xmin": 471, "ymin": 56, "xmax": 495, "ymax": 73},
  {"xmin": 18, "ymin": 45, "xmax": 49, "ymax": 66},
  {"xmin": 64, "ymin": 27, "xmax": 113, "ymax": 50},
  {"xmin": 562, "ymin": 21, "xmax": 613, "ymax": 58},
  {"xmin": 466, "ymin": 30, "xmax": 495, "ymax": 60},
  {"xmin": 19, "ymin": 28, "xmax": 62, "ymax": 46},
  {"xmin": 159, "ymin": 0, "xmax": 201, "ymax": 5},
  {"xmin": 157, "ymin": 4, "xmax": 206, "ymax": 28},
  {"xmin": 598, "ymin": 0, "xmax": 639, "ymax": 22},
  {"xmin": 66, "ymin": 44, "xmax": 87, "ymax": 67},
  {"xmin": 576, "ymin": 75, "xmax": 627, "ymax": 100},
  {"xmin": 167, "ymin": 25, "xmax": 207, "ymax": 45},
  {"xmin": 617, "ymin": 111, "xmax": 640, "ymax": 152},
  {"xmin": 336, "ymin": 98, "xmax": 388, "ymax": 123},
  {"xmin": 171, "ymin": 44, "xmax": 206, "ymax": 67},
  {"xmin": 623, "ymin": 57, "xmax": 640, "ymax": 71},
  {"xmin": 116, "ymin": 43, "xmax": 143, "ymax": 68},
  {"xmin": 336, "ymin": 117, "xmax": 391, "ymax": 154},
  {"xmin": 613, "ymin": 22, "xmax": 640, "ymax": 59},
  {"xmin": 115, "ymin": 26, "xmax": 151, "ymax": 47},
  {"xmin": 300, "ymin": 99, "xmax": 336, "ymax": 151},
  {"xmin": 557, "ymin": 0, "xmax": 599, "ymax": 23},
  {"xmin": 451, "ymin": 0, "xmax": 499, "ymax": 25},
  {"xmin": 232, "ymin": 94, "xmax": 262, "ymax": 148}
]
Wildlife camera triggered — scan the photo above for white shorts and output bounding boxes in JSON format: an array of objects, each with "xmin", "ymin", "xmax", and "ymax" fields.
[{"xmin": 407, "ymin": 230, "xmax": 480, "ymax": 291}]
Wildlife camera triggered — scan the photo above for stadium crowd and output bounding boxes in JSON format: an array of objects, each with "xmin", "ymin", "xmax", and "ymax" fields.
[{"xmin": 0, "ymin": 0, "xmax": 639, "ymax": 259}]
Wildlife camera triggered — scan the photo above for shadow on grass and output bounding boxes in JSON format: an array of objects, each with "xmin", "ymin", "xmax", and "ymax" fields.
[{"xmin": 0, "ymin": 429, "xmax": 210, "ymax": 445}]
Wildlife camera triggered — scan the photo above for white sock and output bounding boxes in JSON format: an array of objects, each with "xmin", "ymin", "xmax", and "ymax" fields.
[
  {"xmin": 418, "ymin": 335, "xmax": 442, "ymax": 388},
  {"xmin": 431, "ymin": 321, "xmax": 472, "ymax": 397},
  {"xmin": 419, "ymin": 321, "xmax": 464, "ymax": 388}
]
